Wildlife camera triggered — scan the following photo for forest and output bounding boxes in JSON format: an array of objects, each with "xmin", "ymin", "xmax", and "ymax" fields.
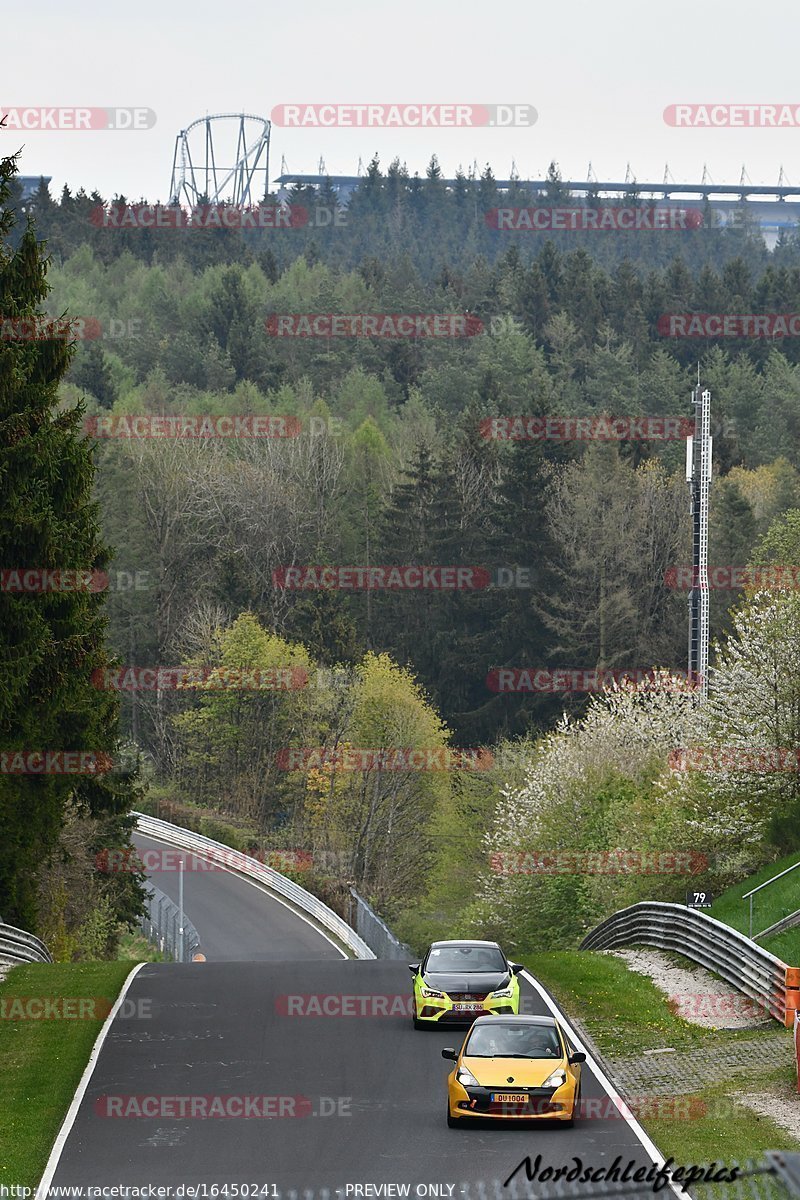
[{"xmin": 4, "ymin": 153, "xmax": 800, "ymax": 955}]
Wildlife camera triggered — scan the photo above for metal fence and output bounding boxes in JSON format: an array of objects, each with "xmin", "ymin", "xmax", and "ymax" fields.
[
  {"xmin": 580, "ymin": 901, "xmax": 799, "ymax": 1027},
  {"xmin": 273, "ymin": 1154, "xmax": 800, "ymax": 1200},
  {"xmin": 348, "ymin": 888, "xmax": 412, "ymax": 960},
  {"xmin": 0, "ymin": 918, "xmax": 52, "ymax": 965},
  {"xmin": 141, "ymin": 883, "xmax": 202, "ymax": 962},
  {"xmin": 134, "ymin": 813, "xmax": 375, "ymax": 959}
]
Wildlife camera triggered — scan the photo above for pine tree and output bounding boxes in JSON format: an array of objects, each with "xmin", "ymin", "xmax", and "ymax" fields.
[
  {"xmin": 0, "ymin": 153, "xmax": 132, "ymax": 928},
  {"xmin": 372, "ymin": 442, "xmax": 443, "ymax": 683},
  {"xmin": 485, "ymin": 436, "xmax": 567, "ymax": 736}
]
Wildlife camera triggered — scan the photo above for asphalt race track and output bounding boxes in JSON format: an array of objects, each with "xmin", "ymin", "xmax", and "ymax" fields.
[
  {"xmin": 132, "ymin": 832, "xmax": 345, "ymax": 962},
  {"xmin": 49, "ymin": 959, "xmax": 661, "ymax": 1193}
]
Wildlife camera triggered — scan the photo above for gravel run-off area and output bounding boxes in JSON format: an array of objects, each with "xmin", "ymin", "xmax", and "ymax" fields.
[
  {"xmin": 609, "ymin": 947, "xmax": 774, "ymax": 1029},
  {"xmin": 607, "ymin": 948, "xmax": 800, "ymax": 1143}
]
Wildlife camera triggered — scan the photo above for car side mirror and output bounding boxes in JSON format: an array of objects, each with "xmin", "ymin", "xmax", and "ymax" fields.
[
  {"xmin": 441, "ymin": 1047, "xmax": 458, "ymax": 1061},
  {"xmin": 510, "ymin": 963, "xmax": 523, "ymax": 974},
  {"xmin": 568, "ymin": 1052, "xmax": 586, "ymax": 1064},
  {"xmin": 408, "ymin": 963, "xmax": 419, "ymax": 974}
]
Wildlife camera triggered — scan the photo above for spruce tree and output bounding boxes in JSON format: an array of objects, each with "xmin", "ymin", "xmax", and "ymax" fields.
[{"xmin": 0, "ymin": 153, "xmax": 131, "ymax": 928}]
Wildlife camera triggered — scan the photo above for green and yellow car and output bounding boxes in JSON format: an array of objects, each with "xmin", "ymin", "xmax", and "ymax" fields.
[{"xmin": 409, "ymin": 939, "xmax": 522, "ymax": 1028}]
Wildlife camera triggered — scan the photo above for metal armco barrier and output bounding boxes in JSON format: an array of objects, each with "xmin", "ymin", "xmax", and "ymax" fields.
[
  {"xmin": 0, "ymin": 919, "xmax": 52, "ymax": 965},
  {"xmin": 580, "ymin": 901, "xmax": 800, "ymax": 1027},
  {"xmin": 349, "ymin": 887, "xmax": 412, "ymax": 960},
  {"xmin": 133, "ymin": 813, "xmax": 375, "ymax": 960}
]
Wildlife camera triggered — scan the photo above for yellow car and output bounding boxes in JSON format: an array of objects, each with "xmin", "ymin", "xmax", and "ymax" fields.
[
  {"xmin": 409, "ymin": 939, "xmax": 522, "ymax": 1028},
  {"xmin": 442, "ymin": 1013, "xmax": 585, "ymax": 1126}
]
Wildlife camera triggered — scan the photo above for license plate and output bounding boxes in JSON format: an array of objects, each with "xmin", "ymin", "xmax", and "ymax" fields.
[
  {"xmin": 453, "ymin": 1002, "xmax": 482, "ymax": 1012},
  {"xmin": 492, "ymin": 1093, "xmax": 528, "ymax": 1104}
]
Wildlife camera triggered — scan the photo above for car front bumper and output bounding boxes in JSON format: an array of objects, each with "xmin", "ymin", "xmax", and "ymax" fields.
[
  {"xmin": 448, "ymin": 1081, "xmax": 576, "ymax": 1120},
  {"xmin": 415, "ymin": 997, "xmax": 518, "ymax": 1022}
]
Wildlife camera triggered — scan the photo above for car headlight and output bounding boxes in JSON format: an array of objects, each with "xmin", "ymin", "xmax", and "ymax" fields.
[
  {"xmin": 542, "ymin": 1068, "xmax": 567, "ymax": 1089},
  {"xmin": 456, "ymin": 1066, "xmax": 479, "ymax": 1087},
  {"xmin": 421, "ymin": 987, "xmax": 445, "ymax": 999},
  {"xmin": 490, "ymin": 988, "xmax": 513, "ymax": 998}
]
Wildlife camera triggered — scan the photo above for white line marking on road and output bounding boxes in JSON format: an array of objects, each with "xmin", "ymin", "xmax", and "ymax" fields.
[
  {"xmin": 521, "ymin": 969, "xmax": 683, "ymax": 1197},
  {"xmin": 36, "ymin": 961, "xmax": 148, "ymax": 1199}
]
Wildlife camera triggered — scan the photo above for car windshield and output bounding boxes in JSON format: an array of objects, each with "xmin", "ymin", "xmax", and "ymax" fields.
[
  {"xmin": 466, "ymin": 1023, "xmax": 562, "ymax": 1059},
  {"xmin": 426, "ymin": 945, "xmax": 506, "ymax": 973}
]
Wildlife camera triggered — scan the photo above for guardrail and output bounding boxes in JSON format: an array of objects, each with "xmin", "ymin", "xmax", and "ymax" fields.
[
  {"xmin": 348, "ymin": 888, "xmax": 412, "ymax": 960},
  {"xmin": 579, "ymin": 901, "xmax": 800, "ymax": 1027},
  {"xmin": 0, "ymin": 919, "xmax": 53, "ymax": 965},
  {"xmin": 133, "ymin": 813, "xmax": 376, "ymax": 960}
]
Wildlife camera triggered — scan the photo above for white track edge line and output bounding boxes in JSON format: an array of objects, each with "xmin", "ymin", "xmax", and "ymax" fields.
[
  {"xmin": 135, "ymin": 832, "xmax": 350, "ymax": 961},
  {"xmin": 36, "ymin": 960, "xmax": 148, "ymax": 1199},
  {"xmin": 522, "ymin": 969, "xmax": 683, "ymax": 1197}
]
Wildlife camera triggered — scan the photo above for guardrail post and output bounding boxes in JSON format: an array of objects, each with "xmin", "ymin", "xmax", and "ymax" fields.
[{"xmin": 786, "ymin": 967, "xmax": 800, "ymax": 1028}]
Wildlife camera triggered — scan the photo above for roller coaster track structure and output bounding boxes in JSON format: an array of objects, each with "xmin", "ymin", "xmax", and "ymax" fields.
[{"xmin": 169, "ymin": 113, "xmax": 271, "ymax": 207}]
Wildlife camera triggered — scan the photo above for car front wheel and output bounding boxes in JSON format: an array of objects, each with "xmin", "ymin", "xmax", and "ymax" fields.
[
  {"xmin": 446, "ymin": 1101, "xmax": 464, "ymax": 1128},
  {"xmin": 566, "ymin": 1082, "xmax": 581, "ymax": 1127}
]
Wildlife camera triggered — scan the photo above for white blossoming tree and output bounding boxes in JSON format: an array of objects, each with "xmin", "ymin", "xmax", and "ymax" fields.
[
  {"xmin": 695, "ymin": 588, "xmax": 800, "ymax": 849},
  {"xmin": 475, "ymin": 674, "xmax": 701, "ymax": 947}
]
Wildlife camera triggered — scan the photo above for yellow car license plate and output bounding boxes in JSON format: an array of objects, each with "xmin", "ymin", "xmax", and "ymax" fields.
[
  {"xmin": 453, "ymin": 1002, "xmax": 482, "ymax": 1011},
  {"xmin": 492, "ymin": 1093, "xmax": 528, "ymax": 1103}
]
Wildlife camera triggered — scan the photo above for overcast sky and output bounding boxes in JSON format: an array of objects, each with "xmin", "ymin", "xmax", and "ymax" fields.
[{"xmin": 5, "ymin": 0, "xmax": 800, "ymax": 201}]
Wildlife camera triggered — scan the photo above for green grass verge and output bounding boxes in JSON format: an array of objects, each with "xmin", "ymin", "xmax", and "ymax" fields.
[
  {"xmin": 524, "ymin": 950, "xmax": 782, "ymax": 1057},
  {"xmin": 711, "ymin": 851, "xmax": 800, "ymax": 963},
  {"xmin": 519, "ymin": 949, "xmax": 799, "ymax": 1163},
  {"xmin": 0, "ymin": 961, "xmax": 137, "ymax": 1189},
  {"xmin": 645, "ymin": 1081, "xmax": 800, "ymax": 1163}
]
